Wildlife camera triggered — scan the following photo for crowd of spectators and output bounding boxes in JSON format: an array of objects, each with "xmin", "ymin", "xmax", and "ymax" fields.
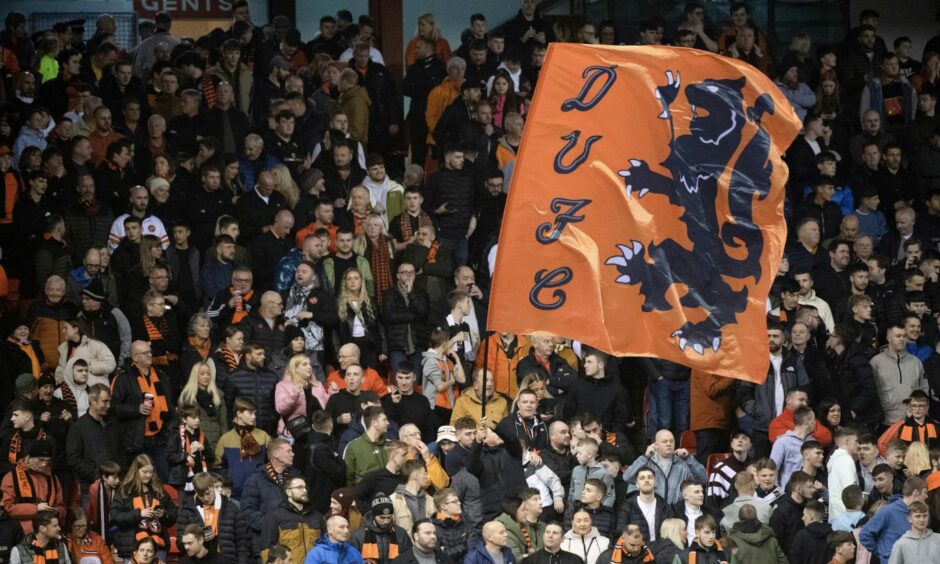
[{"xmin": 0, "ymin": 0, "xmax": 940, "ymax": 563}]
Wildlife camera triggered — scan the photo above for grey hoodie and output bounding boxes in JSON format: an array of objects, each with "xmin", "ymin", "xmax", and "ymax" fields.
[
  {"xmin": 887, "ymin": 530, "xmax": 940, "ymax": 563},
  {"xmin": 422, "ymin": 348, "xmax": 457, "ymax": 407}
]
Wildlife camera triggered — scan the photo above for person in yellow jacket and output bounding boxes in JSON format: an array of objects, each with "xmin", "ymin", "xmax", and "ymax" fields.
[
  {"xmin": 399, "ymin": 423, "xmax": 449, "ymax": 491},
  {"xmin": 450, "ymin": 368, "xmax": 509, "ymax": 428}
]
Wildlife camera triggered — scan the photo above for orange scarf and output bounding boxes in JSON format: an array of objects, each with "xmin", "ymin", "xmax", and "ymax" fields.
[
  {"xmin": 13, "ymin": 460, "xmax": 60, "ymax": 506},
  {"xmin": 8, "ymin": 337, "xmax": 41, "ymax": 376},
  {"xmin": 137, "ymin": 368, "xmax": 169, "ymax": 437},
  {"xmin": 181, "ymin": 425, "xmax": 208, "ymax": 476},
  {"xmin": 131, "ymin": 492, "xmax": 165, "ymax": 547},
  {"xmin": 426, "ymin": 241, "xmax": 440, "ymax": 264},
  {"xmin": 8, "ymin": 428, "xmax": 46, "ymax": 463},
  {"xmin": 188, "ymin": 336, "xmax": 211, "ymax": 360},
  {"xmin": 609, "ymin": 535, "xmax": 655, "ymax": 563},
  {"xmin": 31, "ymin": 536, "xmax": 60, "ymax": 564},
  {"xmin": 230, "ymin": 288, "xmax": 254, "ymax": 324}
]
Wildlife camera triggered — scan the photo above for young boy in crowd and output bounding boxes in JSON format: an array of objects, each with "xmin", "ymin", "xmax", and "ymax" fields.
[
  {"xmin": 830, "ymin": 485, "xmax": 865, "ymax": 532},
  {"xmin": 889, "ymin": 501, "xmax": 940, "ymax": 562},
  {"xmin": 566, "ymin": 438, "xmax": 615, "ymax": 522},
  {"xmin": 166, "ymin": 404, "xmax": 214, "ymax": 493},
  {"xmin": 523, "ymin": 450, "xmax": 565, "ymax": 522},
  {"xmin": 755, "ymin": 458, "xmax": 784, "ymax": 507},
  {"xmin": 678, "ymin": 514, "xmax": 729, "ymax": 564},
  {"xmin": 564, "ymin": 478, "xmax": 616, "ymax": 538},
  {"xmin": 789, "ymin": 500, "xmax": 832, "ymax": 563},
  {"xmin": 85, "ymin": 460, "xmax": 122, "ymax": 543}
]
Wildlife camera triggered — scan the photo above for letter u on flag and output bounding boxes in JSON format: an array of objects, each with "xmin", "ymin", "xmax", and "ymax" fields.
[{"xmin": 487, "ymin": 44, "xmax": 802, "ymax": 383}]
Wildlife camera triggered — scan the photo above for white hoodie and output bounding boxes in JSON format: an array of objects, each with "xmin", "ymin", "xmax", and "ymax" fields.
[{"xmin": 560, "ymin": 527, "xmax": 609, "ymax": 564}]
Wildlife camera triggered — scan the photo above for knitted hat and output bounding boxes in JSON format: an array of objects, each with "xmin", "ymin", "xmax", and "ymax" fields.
[
  {"xmin": 284, "ymin": 324, "xmax": 304, "ymax": 345},
  {"xmin": 28, "ymin": 439, "xmax": 53, "ymax": 458},
  {"xmin": 300, "ymin": 168, "xmax": 324, "ymax": 194},
  {"xmin": 37, "ymin": 373, "xmax": 56, "ymax": 390},
  {"xmin": 371, "ymin": 493, "xmax": 393, "ymax": 516},
  {"xmin": 331, "ymin": 487, "xmax": 356, "ymax": 515},
  {"xmin": 15, "ymin": 373, "xmax": 37, "ymax": 394},
  {"xmin": 82, "ymin": 278, "xmax": 107, "ymax": 302},
  {"xmin": 147, "ymin": 177, "xmax": 171, "ymax": 194}
]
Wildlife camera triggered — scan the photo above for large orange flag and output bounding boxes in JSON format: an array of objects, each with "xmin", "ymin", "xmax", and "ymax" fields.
[{"xmin": 487, "ymin": 45, "xmax": 802, "ymax": 383}]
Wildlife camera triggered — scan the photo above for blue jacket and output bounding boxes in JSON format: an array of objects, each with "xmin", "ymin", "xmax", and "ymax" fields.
[
  {"xmin": 463, "ymin": 541, "xmax": 516, "ymax": 564},
  {"xmin": 305, "ymin": 535, "xmax": 365, "ymax": 564},
  {"xmin": 859, "ymin": 495, "xmax": 912, "ymax": 561}
]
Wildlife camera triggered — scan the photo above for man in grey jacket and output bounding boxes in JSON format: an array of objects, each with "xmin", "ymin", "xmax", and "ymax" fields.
[
  {"xmin": 871, "ymin": 323, "xmax": 927, "ymax": 426},
  {"xmin": 622, "ymin": 429, "xmax": 706, "ymax": 504}
]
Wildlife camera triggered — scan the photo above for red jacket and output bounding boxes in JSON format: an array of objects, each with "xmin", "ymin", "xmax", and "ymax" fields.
[{"xmin": 768, "ymin": 408, "xmax": 833, "ymax": 447}]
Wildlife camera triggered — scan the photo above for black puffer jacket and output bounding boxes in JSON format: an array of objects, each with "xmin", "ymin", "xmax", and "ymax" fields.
[
  {"xmin": 175, "ymin": 493, "xmax": 246, "ymax": 563},
  {"xmin": 382, "ymin": 285, "xmax": 431, "ymax": 353},
  {"xmin": 237, "ymin": 311, "xmax": 286, "ymax": 357},
  {"xmin": 64, "ymin": 203, "xmax": 114, "ymax": 262},
  {"xmin": 224, "ymin": 363, "xmax": 279, "ymax": 435},
  {"xmin": 424, "ymin": 167, "xmax": 474, "ymax": 238},
  {"xmin": 349, "ymin": 512, "xmax": 413, "ymax": 563},
  {"xmin": 835, "ymin": 342, "xmax": 883, "ymax": 429},
  {"xmin": 109, "ymin": 487, "xmax": 178, "ymax": 558},
  {"xmin": 465, "ymin": 441, "xmax": 527, "ymax": 521},
  {"xmin": 432, "ymin": 512, "xmax": 477, "ymax": 562}
]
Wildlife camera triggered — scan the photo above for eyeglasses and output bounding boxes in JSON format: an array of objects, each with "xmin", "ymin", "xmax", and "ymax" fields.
[
  {"xmin": 233, "ymin": 277, "xmax": 252, "ymax": 283},
  {"xmin": 287, "ymin": 485, "xmax": 308, "ymax": 490}
]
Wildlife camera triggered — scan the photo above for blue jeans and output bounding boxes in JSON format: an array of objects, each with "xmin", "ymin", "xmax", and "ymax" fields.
[
  {"xmin": 440, "ymin": 236, "xmax": 469, "ymax": 267},
  {"xmin": 653, "ymin": 378, "xmax": 690, "ymax": 438},
  {"xmin": 390, "ymin": 350, "xmax": 424, "ymax": 384}
]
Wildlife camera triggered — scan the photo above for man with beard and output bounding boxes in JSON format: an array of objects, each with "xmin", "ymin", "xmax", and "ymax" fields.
[
  {"xmin": 541, "ymin": 421, "xmax": 576, "ymax": 493},
  {"xmin": 64, "ymin": 175, "xmax": 114, "ymax": 265},
  {"xmin": 259, "ymin": 476, "xmax": 324, "ymax": 561},
  {"xmin": 471, "ymin": 170, "xmax": 505, "ymax": 268},
  {"xmin": 738, "ymin": 322, "xmax": 810, "ymax": 457},
  {"xmin": 394, "ymin": 520, "xmax": 455, "ymax": 564},
  {"xmin": 812, "ymin": 240, "xmax": 851, "ymax": 314},
  {"xmin": 349, "ymin": 494, "xmax": 413, "ymax": 562},
  {"xmin": 323, "ymin": 141, "xmax": 366, "ymax": 219}
]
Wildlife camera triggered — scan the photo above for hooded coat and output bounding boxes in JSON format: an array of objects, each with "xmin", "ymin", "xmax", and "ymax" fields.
[
  {"xmin": 304, "ymin": 535, "xmax": 365, "ymax": 564},
  {"xmin": 349, "ymin": 511, "xmax": 413, "ymax": 563},
  {"xmin": 259, "ymin": 498, "xmax": 325, "ymax": 564},
  {"xmin": 725, "ymin": 519, "xmax": 788, "ymax": 564}
]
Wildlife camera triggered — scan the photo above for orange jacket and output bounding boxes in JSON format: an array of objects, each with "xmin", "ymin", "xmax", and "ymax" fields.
[
  {"xmin": 768, "ymin": 408, "xmax": 833, "ymax": 448},
  {"xmin": 425, "ymin": 78, "xmax": 461, "ymax": 145},
  {"xmin": 1, "ymin": 463, "xmax": 66, "ymax": 533},
  {"xmin": 67, "ymin": 531, "xmax": 114, "ymax": 564},
  {"xmin": 326, "ymin": 368, "xmax": 389, "ymax": 397},
  {"xmin": 474, "ymin": 334, "xmax": 530, "ymax": 398},
  {"xmin": 295, "ymin": 222, "xmax": 338, "ymax": 252},
  {"xmin": 690, "ymin": 371, "xmax": 735, "ymax": 432}
]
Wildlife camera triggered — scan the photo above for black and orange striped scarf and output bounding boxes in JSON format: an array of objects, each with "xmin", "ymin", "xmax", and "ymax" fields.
[
  {"xmin": 609, "ymin": 535, "xmax": 655, "ymax": 563},
  {"xmin": 426, "ymin": 240, "xmax": 440, "ymax": 264},
  {"xmin": 58, "ymin": 382, "xmax": 78, "ymax": 413},
  {"xmin": 143, "ymin": 315, "xmax": 167, "ymax": 342},
  {"xmin": 265, "ymin": 462, "xmax": 286, "ymax": 486},
  {"xmin": 398, "ymin": 212, "xmax": 433, "ymax": 241},
  {"xmin": 202, "ymin": 73, "xmax": 218, "ymax": 109},
  {"xmin": 136, "ymin": 368, "xmax": 169, "ymax": 437},
  {"xmin": 361, "ymin": 527, "xmax": 400, "ymax": 561},
  {"xmin": 181, "ymin": 425, "xmax": 208, "ymax": 477},
  {"xmin": 8, "ymin": 428, "xmax": 46, "ymax": 464},
  {"xmin": 31, "ymin": 536, "xmax": 60, "ymax": 564},
  {"xmin": 219, "ymin": 345, "xmax": 239, "ymax": 372},
  {"xmin": 230, "ymin": 288, "xmax": 254, "ymax": 325},
  {"xmin": 188, "ymin": 336, "xmax": 211, "ymax": 360},
  {"xmin": 520, "ymin": 523, "xmax": 534, "ymax": 552},
  {"xmin": 368, "ymin": 235, "xmax": 393, "ymax": 306},
  {"xmin": 688, "ymin": 540, "xmax": 729, "ymax": 564},
  {"xmin": 13, "ymin": 460, "xmax": 61, "ymax": 506}
]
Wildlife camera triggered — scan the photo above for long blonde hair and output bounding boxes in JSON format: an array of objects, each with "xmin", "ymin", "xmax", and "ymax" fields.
[
  {"xmin": 120, "ymin": 453, "xmax": 163, "ymax": 497},
  {"xmin": 337, "ymin": 268, "xmax": 374, "ymax": 322},
  {"xmin": 660, "ymin": 518, "xmax": 687, "ymax": 550},
  {"xmin": 271, "ymin": 163, "xmax": 300, "ymax": 208},
  {"xmin": 179, "ymin": 359, "xmax": 222, "ymax": 407},
  {"xmin": 284, "ymin": 354, "xmax": 313, "ymax": 388},
  {"xmin": 353, "ymin": 214, "xmax": 391, "ymax": 256},
  {"xmin": 416, "ymin": 13, "xmax": 441, "ymax": 41},
  {"xmin": 905, "ymin": 442, "xmax": 932, "ymax": 476}
]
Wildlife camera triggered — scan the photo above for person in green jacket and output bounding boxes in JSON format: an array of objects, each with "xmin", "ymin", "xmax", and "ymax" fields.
[
  {"xmin": 322, "ymin": 228, "xmax": 375, "ymax": 297},
  {"xmin": 344, "ymin": 405, "xmax": 390, "ymax": 485},
  {"xmin": 725, "ymin": 504, "xmax": 788, "ymax": 564},
  {"xmin": 494, "ymin": 488, "xmax": 547, "ymax": 560}
]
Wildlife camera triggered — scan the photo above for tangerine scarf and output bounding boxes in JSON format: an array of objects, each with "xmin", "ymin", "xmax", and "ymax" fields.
[{"xmin": 136, "ymin": 368, "xmax": 169, "ymax": 437}]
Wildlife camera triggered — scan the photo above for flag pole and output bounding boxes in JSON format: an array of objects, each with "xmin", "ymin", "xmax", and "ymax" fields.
[{"xmin": 481, "ymin": 329, "xmax": 490, "ymax": 422}]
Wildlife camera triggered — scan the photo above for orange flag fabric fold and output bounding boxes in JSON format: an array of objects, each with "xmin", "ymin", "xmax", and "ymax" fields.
[{"xmin": 487, "ymin": 44, "xmax": 801, "ymax": 383}]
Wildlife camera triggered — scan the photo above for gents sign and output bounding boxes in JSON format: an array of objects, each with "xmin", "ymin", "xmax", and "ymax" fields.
[{"xmin": 134, "ymin": 0, "xmax": 236, "ymax": 19}]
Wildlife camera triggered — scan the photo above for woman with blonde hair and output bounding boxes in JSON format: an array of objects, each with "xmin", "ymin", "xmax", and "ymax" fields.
[
  {"xmin": 178, "ymin": 359, "xmax": 228, "ymax": 447},
  {"xmin": 270, "ymin": 163, "xmax": 301, "ymax": 208},
  {"xmin": 517, "ymin": 372, "xmax": 554, "ymax": 422},
  {"xmin": 274, "ymin": 353, "xmax": 331, "ymax": 439},
  {"xmin": 336, "ymin": 267, "xmax": 384, "ymax": 370},
  {"xmin": 650, "ymin": 518, "xmax": 686, "ymax": 564},
  {"xmin": 354, "ymin": 214, "xmax": 395, "ymax": 305},
  {"xmin": 110, "ymin": 454, "xmax": 177, "ymax": 561},
  {"xmin": 405, "ymin": 13, "xmax": 452, "ymax": 66},
  {"xmin": 905, "ymin": 441, "xmax": 932, "ymax": 478}
]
